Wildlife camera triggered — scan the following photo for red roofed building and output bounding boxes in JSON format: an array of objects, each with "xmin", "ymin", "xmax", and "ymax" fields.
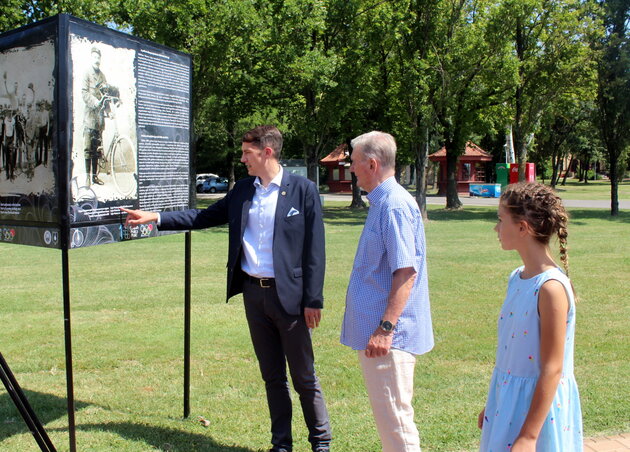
[
  {"xmin": 429, "ymin": 141, "xmax": 493, "ymax": 194},
  {"xmin": 320, "ymin": 143, "xmax": 352, "ymax": 193}
]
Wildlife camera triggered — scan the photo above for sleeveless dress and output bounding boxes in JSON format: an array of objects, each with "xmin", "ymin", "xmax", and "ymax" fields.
[{"xmin": 480, "ymin": 267, "xmax": 583, "ymax": 451}]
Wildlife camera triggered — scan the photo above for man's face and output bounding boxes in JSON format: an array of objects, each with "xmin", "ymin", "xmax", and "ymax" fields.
[
  {"xmin": 240, "ymin": 142, "xmax": 267, "ymax": 177},
  {"xmin": 91, "ymin": 51, "xmax": 101, "ymax": 71},
  {"xmin": 349, "ymin": 147, "xmax": 373, "ymax": 191}
]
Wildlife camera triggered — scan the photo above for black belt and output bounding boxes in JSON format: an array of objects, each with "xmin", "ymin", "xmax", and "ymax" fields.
[{"xmin": 246, "ymin": 275, "xmax": 276, "ymax": 288}]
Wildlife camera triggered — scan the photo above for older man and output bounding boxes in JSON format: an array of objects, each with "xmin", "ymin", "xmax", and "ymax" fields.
[{"xmin": 341, "ymin": 131, "xmax": 434, "ymax": 452}]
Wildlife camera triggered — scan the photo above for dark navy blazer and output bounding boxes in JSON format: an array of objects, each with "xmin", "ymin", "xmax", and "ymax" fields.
[{"xmin": 160, "ymin": 171, "xmax": 325, "ymax": 316}]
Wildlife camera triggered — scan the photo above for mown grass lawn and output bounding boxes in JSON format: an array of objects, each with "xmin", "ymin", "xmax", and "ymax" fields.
[
  {"xmin": 550, "ymin": 179, "xmax": 630, "ymax": 200},
  {"xmin": 1, "ymin": 198, "xmax": 628, "ymax": 451}
]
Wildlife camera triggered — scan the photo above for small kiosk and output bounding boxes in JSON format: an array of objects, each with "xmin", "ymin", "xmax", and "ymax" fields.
[
  {"xmin": 320, "ymin": 143, "xmax": 351, "ymax": 193},
  {"xmin": 428, "ymin": 141, "xmax": 493, "ymax": 195}
]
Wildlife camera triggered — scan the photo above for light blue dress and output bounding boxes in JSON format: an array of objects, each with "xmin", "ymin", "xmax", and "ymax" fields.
[{"xmin": 480, "ymin": 267, "xmax": 583, "ymax": 451}]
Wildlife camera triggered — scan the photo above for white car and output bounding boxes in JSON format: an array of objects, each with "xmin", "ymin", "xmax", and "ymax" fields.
[{"xmin": 196, "ymin": 173, "xmax": 218, "ymax": 192}]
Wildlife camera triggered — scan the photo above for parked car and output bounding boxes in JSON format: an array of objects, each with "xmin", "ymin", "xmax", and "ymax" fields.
[
  {"xmin": 196, "ymin": 173, "xmax": 218, "ymax": 192},
  {"xmin": 202, "ymin": 177, "xmax": 229, "ymax": 193}
]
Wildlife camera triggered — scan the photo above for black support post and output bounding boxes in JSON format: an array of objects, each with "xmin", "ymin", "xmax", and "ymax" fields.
[
  {"xmin": 183, "ymin": 231, "xmax": 192, "ymax": 418},
  {"xmin": 61, "ymin": 248, "xmax": 76, "ymax": 452}
]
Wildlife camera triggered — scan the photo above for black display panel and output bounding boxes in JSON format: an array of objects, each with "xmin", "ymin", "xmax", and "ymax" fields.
[{"xmin": 0, "ymin": 15, "xmax": 192, "ymax": 248}]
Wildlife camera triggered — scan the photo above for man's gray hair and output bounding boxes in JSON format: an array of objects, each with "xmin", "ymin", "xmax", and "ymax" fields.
[{"xmin": 350, "ymin": 131, "xmax": 397, "ymax": 169}]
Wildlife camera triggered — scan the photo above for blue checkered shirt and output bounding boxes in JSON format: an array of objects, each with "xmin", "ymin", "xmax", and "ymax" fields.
[{"xmin": 340, "ymin": 177, "xmax": 434, "ymax": 355}]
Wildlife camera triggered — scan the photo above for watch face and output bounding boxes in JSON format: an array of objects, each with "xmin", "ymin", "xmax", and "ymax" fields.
[{"xmin": 380, "ymin": 320, "xmax": 394, "ymax": 332}]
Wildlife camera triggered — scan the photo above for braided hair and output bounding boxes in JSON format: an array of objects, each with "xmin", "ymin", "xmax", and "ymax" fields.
[{"xmin": 500, "ymin": 182, "xmax": 570, "ymax": 276}]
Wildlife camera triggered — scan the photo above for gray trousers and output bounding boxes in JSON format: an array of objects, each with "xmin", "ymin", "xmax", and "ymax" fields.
[{"xmin": 242, "ymin": 278, "xmax": 331, "ymax": 451}]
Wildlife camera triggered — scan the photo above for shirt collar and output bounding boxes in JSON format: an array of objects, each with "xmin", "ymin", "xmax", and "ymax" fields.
[
  {"xmin": 366, "ymin": 176, "xmax": 396, "ymax": 205},
  {"xmin": 254, "ymin": 166, "xmax": 283, "ymax": 190}
]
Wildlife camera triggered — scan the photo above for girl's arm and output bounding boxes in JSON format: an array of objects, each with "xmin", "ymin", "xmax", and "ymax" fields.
[{"xmin": 512, "ymin": 279, "xmax": 569, "ymax": 451}]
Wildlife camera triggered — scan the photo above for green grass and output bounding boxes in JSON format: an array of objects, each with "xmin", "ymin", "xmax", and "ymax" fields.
[
  {"xmin": 550, "ymin": 179, "xmax": 630, "ymax": 200},
  {"xmin": 1, "ymin": 202, "xmax": 628, "ymax": 451}
]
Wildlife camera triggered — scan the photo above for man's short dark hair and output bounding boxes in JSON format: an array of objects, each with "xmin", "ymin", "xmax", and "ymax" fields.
[{"xmin": 242, "ymin": 125, "xmax": 283, "ymax": 159}]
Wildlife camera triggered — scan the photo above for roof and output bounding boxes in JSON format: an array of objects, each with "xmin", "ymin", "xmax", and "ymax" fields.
[
  {"xmin": 429, "ymin": 141, "xmax": 493, "ymax": 162},
  {"xmin": 320, "ymin": 143, "xmax": 349, "ymax": 163}
]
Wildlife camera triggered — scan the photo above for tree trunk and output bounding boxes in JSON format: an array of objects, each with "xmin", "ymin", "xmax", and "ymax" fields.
[
  {"xmin": 583, "ymin": 159, "xmax": 589, "ymax": 184},
  {"xmin": 227, "ymin": 122, "xmax": 236, "ymax": 190},
  {"xmin": 414, "ymin": 137, "xmax": 429, "ymax": 220},
  {"xmin": 395, "ymin": 164, "xmax": 403, "ymax": 184},
  {"xmin": 550, "ymin": 151, "xmax": 560, "ymax": 188},
  {"xmin": 515, "ymin": 17, "xmax": 527, "ymax": 182},
  {"xmin": 445, "ymin": 150, "xmax": 462, "ymax": 209},
  {"xmin": 350, "ymin": 173, "xmax": 365, "ymax": 208},
  {"xmin": 561, "ymin": 155, "xmax": 573, "ymax": 186},
  {"xmin": 348, "ymin": 137, "xmax": 366, "ymax": 209},
  {"xmin": 609, "ymin": 157, "xmax": 619, "ymax": 216},
  {"xmin": 305, "ymin": 145, "xmax": 319, "ymax": 185}
]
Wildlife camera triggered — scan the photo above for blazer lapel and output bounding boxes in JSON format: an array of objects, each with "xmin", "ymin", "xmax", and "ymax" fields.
[{"xmin": 274, "ymin": 171, "xmax": 291, "ymax": 230}]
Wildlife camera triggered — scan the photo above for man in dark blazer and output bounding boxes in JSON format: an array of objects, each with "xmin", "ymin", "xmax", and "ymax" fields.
[{"xmin": 122, "ymin": 125, "xmax": 331, "ymax": 452}]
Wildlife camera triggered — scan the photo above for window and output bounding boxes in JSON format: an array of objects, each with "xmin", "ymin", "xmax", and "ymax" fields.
[{"xmin": 462, "ymin": 163, "xmax": 471, "ymax": 180}]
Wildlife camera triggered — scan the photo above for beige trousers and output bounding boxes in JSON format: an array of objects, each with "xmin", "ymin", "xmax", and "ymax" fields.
[{"xmin": 359, "ymin": 349, "xmax": 421, "ymax": 452}]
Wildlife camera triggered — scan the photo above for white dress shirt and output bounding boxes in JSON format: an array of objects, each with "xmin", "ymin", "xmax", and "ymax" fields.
[{"xmin": 241, "ymin": 167, "xmax": 283, "ymax": 278}]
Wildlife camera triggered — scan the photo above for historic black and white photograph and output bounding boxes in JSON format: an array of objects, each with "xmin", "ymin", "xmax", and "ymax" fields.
[
  {"xmin": 70, "ymin": 35, "xmax": 138, "ymax": 203},
  {"xmin": 0, "ymin": 40, "xmax": 55, "ymax": 196}
]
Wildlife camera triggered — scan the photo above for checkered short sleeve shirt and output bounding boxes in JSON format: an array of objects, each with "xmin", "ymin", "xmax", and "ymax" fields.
[{"xmin": 340, "ymin": 177, "xmax": 434, "ymax": 355}]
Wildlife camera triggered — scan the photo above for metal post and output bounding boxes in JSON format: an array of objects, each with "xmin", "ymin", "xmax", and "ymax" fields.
[
  {"xmin": 183, "ymin": 231, "xmax": 192, "ymax": 418},
  {"xmin": 0, "ymin": 353, "xmax": 57, "ymax": 452},
  {"xmin": 61, "ymin": 248, "xmax": 76, "ymax": 452}
]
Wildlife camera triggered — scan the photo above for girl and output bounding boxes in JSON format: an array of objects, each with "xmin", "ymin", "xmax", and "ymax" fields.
[{"xmin": 478, "ymin": 183, "xmax": 583, "ymax": 451}]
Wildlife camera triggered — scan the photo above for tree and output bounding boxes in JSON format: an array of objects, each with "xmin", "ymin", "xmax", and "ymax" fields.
[
  {"xmin": 0, "ymin": 0, "xmax": 27, "ymax": 33},
  {"xmin": 1, "ymin": 0, "xmax": 117, "ymax": 32},
  {"xmin": 117, "ymin": 0, "xmax": 278, "ymax": 187},
  {"xmin": 390, "ymin": 0, "xmax": 440, "ymax": 219},
  {"xmin": 426, "ymin": 0, "xmax": 516, "ymax": 208},
  {"xmin": 499, "ymin": 0, "xmax": 597, "ymax": 181},
  {"xmin": 593, "ymin": 0, "xmax": 630, "ymax": 215},
  {"xmin": 259, "ymin": 0, "xmax": 354, "ymax": 182}
]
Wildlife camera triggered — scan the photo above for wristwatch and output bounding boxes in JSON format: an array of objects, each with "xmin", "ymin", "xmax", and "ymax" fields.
[{"xmin": 379, "ymin": 320, "xmax": 394, "ymax": 333}]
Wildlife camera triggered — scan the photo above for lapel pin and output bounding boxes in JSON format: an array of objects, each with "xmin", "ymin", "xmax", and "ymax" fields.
[{"xmin": 281, "ymin": 191, "xmax": 287, "ymax": 196}]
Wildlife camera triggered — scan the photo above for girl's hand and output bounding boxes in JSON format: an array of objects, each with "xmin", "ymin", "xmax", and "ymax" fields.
[
  {"xmin": 477, "ymin": 408, "xmax": 485, "ymax": 429},
  {"xmin": 511, "ymin": 436, "xmax": 536, "ymax": 452}
]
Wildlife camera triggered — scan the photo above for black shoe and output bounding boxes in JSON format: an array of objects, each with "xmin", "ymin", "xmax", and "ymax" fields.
[
  {"xmin": 313, "ymin": 448, "xmax": 329, "ymax": 452},
  {"xmin": 92, "ymin": 176, "xmax": 104, "ymax": 185},
  {"xmin": 269, "ymin": 449, "xmax": 290, "ymax": 452}
]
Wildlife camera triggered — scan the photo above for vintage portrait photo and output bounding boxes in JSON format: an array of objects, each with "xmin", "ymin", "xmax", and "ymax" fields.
[{"xmin": 70, "ymin": 35, "xmax": 138, "ymax": 203}]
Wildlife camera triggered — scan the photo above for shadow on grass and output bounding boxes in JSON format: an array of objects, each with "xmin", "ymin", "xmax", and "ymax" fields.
[
  {"xmin": 323, "ymin": 206, "xmax": 368, "ymax": 226},
  {"xmin": 79, "ymin": 422, "xmax": 257, "ymax": 451},
  {"xmin": 427, "ymin": 207, "xmax": 497, "ymax": 223},
  {"xmin": 569, "ymin": 209, "xmax": 630, "ymax": 224},
  {"xmin": 0, "ymin": 388, "xmax": 90, "ymax": 442}
]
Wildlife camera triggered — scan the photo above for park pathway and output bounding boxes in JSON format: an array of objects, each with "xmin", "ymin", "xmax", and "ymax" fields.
[
  {"xmin": 585, "ymin": 434, "xmax": 630, "ymax": 452},
  {"xmin": 319, "ymin": 192, "xmax": 630, "ymax": 209},
  {"xmin": 201, "ymin": 189, "xmax": 630, "ymax": 210}
]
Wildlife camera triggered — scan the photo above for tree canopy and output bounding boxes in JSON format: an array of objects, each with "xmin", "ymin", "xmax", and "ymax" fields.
[{"xmin": 1, "ymin": 0, "xmax": 625, "ymax": 211}]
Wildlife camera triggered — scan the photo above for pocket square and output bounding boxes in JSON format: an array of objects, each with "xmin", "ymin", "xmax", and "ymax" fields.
[{"xmin": 287, "ymin": 207, "xmax": 300, "ymax": 217}]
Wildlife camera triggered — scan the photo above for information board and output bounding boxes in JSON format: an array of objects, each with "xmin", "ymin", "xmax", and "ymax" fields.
[{"xmin": 0, "ymin": 14, "xmax": 193, "ymax": 249}]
